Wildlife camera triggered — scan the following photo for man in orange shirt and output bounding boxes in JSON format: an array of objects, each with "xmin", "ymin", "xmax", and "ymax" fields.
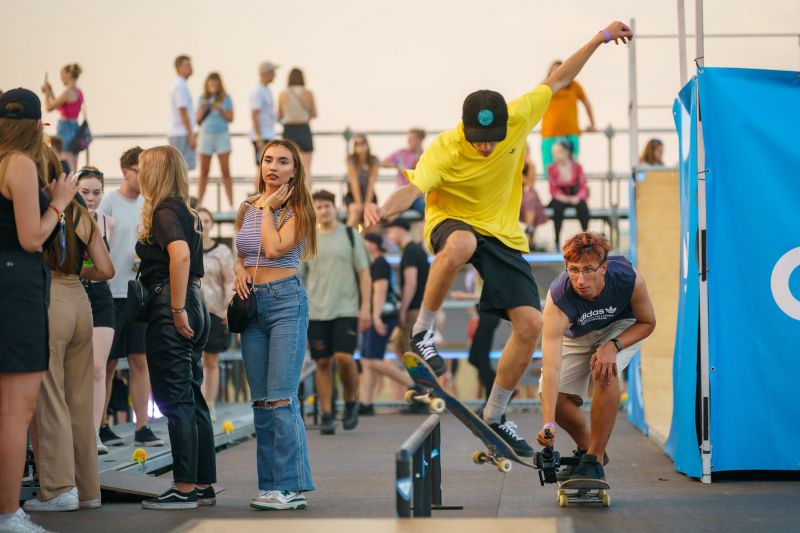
[{"xmin": 540, "ymin": 60, "xmax": 596, "ymax": 172}]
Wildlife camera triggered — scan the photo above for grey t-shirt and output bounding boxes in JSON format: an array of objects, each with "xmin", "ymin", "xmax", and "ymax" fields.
[
  {"xmin": 301, "ymin": 223, "xmax": 369, "ymax": 321},
  {"xmin": 97, "ymin": 190, "xmax": 144, "ymax": 298}
]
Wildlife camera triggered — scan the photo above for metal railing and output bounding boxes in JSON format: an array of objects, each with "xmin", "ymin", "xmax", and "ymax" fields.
[{"xmin": 395, "ymin": 414, "xmax": 463, "ymax": 518}]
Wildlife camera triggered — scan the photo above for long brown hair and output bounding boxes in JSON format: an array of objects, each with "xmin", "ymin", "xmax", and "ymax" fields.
[
  {"xmin": 237, "ymin": 139, "xmax": 317, "ymax": 259},
  {"xmin": 347, "ymin": 133, "xmax": 376, "ymax": 169},
  {"xmin": 640, "ymin": 138, "xmax": 663, "ymax": 166},
  {"xmin": 137, "ymin": 145, "xmax": 199, "ymax": 243},
  {"xmin": 0, "ymin": 109, "xmax": 45, "ymax": 169},
  {"xmin": 42, "ymin": 146, "xmax": 95, "ymax": 273},
  {"xmin": 202, "ymin": 72, "xmax": 227, "ymax": 104}
]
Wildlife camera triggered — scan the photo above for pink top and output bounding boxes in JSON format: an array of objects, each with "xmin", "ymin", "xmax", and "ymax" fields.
[
  {"xmin": 59, "ymin": 88, "xmax": 83, "ymax": 120},
  {"xmin": 547, "ymin": 161, "xmax": 588, "ymax": 201},
  {"xmin": 384, "ymin": 148, "xmax": 421, "ymax": 186}
]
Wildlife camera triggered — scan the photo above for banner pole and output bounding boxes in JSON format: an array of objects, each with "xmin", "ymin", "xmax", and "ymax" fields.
[
  {"xmin": 628, "ymin": 18, "xmax": 639, "ymax": 171},
  {"xmin": 694, "ymin": 0, "xmax": 712, "ymax": 484},
  {"xmin": 677, "ymin": 0, "xmax": 689, "ymax": 86}
]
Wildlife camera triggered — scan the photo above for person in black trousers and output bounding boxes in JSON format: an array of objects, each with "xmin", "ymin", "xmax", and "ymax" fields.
[{"xmin": 135, "ymin": 145, "xmax": 214, "ymax": 510}]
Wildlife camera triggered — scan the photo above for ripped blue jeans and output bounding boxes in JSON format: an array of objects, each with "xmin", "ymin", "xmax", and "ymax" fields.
[{"xmin": 240, "ymin": 275, "xmax": 314, "ymax": 492}]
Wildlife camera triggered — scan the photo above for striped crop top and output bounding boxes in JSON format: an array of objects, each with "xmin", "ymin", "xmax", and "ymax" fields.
[{"xmin": 235, "ymin": 203, "xmax": 304, "ymax": 269}]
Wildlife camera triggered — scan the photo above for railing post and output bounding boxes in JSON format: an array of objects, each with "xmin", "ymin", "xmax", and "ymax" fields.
[
  {"xmin": 430, "ymin": 422, "xmax": 442, "ymax": 506},
  {"xmin": 412, "ymin": 447, "xmax": 424, "ymax": 517},
  {"xmin": 396, "ymin": 449, "xmax": 412, "ymax": 518}
]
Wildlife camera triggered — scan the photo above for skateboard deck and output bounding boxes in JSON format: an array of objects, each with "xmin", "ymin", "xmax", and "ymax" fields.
[
  {"xmin": 402, "ymin": 352, "xmax": 535, "ymax": 473},
  {"xmin": 557, "ymin": 478, "xmax": 611, "ymax": 507}
]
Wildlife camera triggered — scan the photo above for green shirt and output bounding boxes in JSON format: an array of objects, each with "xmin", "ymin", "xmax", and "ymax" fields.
[{"xmin": 301, "ymin": 223, "xmax": 369, "ymax": 320}]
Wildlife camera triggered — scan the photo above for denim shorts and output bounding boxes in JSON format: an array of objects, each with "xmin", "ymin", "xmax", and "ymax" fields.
[
  {"xmin": 198, "ymin": 131, "xmax": 231, "ymax": 156},
  {"xmin": 168, "ymin": 135, "xmax": 197, "ymax": 170},
  {"xmin": 57, "ymin": 119, "xmax": 80, "ymax": 154}
]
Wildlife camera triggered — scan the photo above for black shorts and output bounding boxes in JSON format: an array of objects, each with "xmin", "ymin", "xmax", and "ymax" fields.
[
  {"xmin": 83, "ymin": 281, "xmax": 115, "ymax": 329},
  {"xmin": 282, "ymin": 123, "xmax": 314, "ymax": 152},
  {"xmin": 343, "ymin": 191, "xmax": 378, "ymax": 206},
  {"xmin": 307, "ymin": 317, "xmax": 358, "ymax": 360},
  {"xmin": 252, "ymin": 140, "xmax": 272, "ymax": 165},
  {"xmin": 430, "ymin": 219, "xmax": 541, "ymax": 320},
  {"xmin": 109, "ymin": 297, "xmax": 148, "ymax": 359},
  {"xmin": 0, "ymin": 253, "xmax": 50, "ymax": 372},
  {"xmin": 204, "ymin": 314, "xmax": 231, "ymax": 354},
  {"xmin": 361, "ymin": 317, "xmax": 398, "ymax": 360}
]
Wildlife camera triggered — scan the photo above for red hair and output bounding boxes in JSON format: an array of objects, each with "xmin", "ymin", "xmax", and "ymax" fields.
[{"xmin": 562, "ymin": 231, "xmax": 610, "ymax": 265}]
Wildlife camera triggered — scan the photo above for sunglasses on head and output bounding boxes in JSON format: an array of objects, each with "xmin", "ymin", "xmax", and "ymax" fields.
[{"xmin": 75, "ymin": 169, "xmax": 104, "ymax": 180}]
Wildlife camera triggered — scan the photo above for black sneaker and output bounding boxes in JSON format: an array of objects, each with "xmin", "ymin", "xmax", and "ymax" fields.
[
  {"xmin": 196, "ymin": 485, "xmax": 216, "ymax": 506},
  {"xmin": 141, "ymin": 486, "xmax": 198, "ymax": 510},
  {"xmin": 134, "ymin": 426, "xmax": 166, "ymax": 447},
  {"xmin": 557, "ymin": 449, "xmax": 610, "ymax": 482},
  {"xmin": 320, "ymin": 413, "xmax": 336, "ymax": 435},
  {"xmin": 488, "ymin": 415, "xmax": 534, "ymax": 458},
  {"xmin": 99, "ymin": 424, "xmax": 124, "ymax": 447},
  {"xmin": 569, "ymin": 453, "xmax": 605, "ymax": 481},
  {"xmin": 358, "ymin": 403, "xmax": 375, "ymax": 416},
  {"xmin": 410, "ymin": 330, "xmax": 446, "ymax": 377},
  {"xmin": 342, "ymin": 401, "xmax": 359, "ymax": 430}
]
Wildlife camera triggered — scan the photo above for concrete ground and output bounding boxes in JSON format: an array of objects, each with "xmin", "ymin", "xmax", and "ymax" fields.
[{"xmin": 30, "ymin": 412, "xmax": 800, "ymax": 533}]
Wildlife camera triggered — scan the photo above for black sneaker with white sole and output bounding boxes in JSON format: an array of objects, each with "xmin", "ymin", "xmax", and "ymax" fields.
[
  {"xmin": 488, "ymin": 415, "xmax": 535, "ymax": 457},
  {"xmin": 557, "ymin": 448, "xmax": 610, "ymax": 482},
  {"xmin": 410, "ymin": 330, "xmax": 446, "ymax": 377},
  {"xmin": 568, "ymin": 453, "xmax": 605, "ymax": 481},
  {"xmin": 141, "ymin": 487, "xmax": 198, "ymax": 510},
  {"xmin": 135, "ymin": 426, "xmax": 165, "ymax": 447},
  {"xmin": 99, "ymin": 424, "xmax": 124, "ymax": 447},
  {"xmin": 196, "ymin": 486, "xmax": 216, "ymax": 506}
]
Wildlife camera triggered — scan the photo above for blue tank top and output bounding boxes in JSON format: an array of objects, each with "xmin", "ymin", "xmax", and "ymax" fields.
[{"xmin": 549, "ymin": 256, "xmax": 636, "ymax": 338}]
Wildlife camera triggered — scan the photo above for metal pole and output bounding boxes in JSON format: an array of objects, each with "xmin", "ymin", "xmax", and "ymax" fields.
[
  {"xmin": 396, "ymin": 450, "xmax": 412, "ymax": 518},
  {"xmin": 412, "ymin": 448, "xmax": 424, "ymax": 517},
  {"xmin": 678, "ymin": 0, "xmax": 689, "ymax": 86},
  {"xmin": 422, "ymin": 436, "xmax": 432, "ymax": 517},
  {"xmin": 694, "ymin": 0, "xmax": 712, "ymax": 485},
  {"xmin": 430, "ymin": 422, "xmax": 442, "ymax": 506},
  {"xmin": 628, "ymin": 19, "xmax": 639, "ymax": 172}
]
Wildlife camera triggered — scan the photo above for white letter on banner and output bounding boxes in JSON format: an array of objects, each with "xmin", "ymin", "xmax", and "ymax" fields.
[{"xmin": 771, "ymin": 247, "xmax": 800, "ymax": 321}]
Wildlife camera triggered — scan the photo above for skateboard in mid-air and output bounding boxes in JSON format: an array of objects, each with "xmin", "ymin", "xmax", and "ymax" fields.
[
  {"xmin": 557, "ymin": 477, "xmax": 611, "ymax": 507},
  {"xmin": 402, "ymin": 352, "xmax": 538, "ymax": 473}
]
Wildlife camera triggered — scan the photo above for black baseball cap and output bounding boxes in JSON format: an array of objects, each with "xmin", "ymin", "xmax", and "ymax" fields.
[
  {"xmin": 462, "ymin": 89, "xmax": 508, "ymax": 143},
  {"xmin": 363, "ymin": 232, "xmax": 385, "ymax": 252},
  {"xmin": 385, "ymin": 218, "xmax": 411, "ymax": 231},
  {"xmin": 0, "ymin": 88, "xmax": 42, "ymax": 120}
]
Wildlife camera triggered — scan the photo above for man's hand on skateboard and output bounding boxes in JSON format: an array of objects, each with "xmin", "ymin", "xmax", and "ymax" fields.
[{"xmin": 363, "ymin": 203, "xmax": 382, "ymax": 229}]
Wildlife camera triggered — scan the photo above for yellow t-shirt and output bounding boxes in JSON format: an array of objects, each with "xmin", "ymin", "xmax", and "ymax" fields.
[
  {"xmin": 406, "ymin": 84, "xmax": 553, "ymax": 253},
  {"xmin": 540, "ymin": 81, "xmax": 585, "ymax": 138}
]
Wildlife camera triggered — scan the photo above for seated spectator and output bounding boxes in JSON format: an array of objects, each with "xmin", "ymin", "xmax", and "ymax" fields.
[
  {"xmin": 520, "ymin": 146, "xmax": 547, "ymax": 251},
  {"xmin": 639, "ymin": 138, "xmax": 665, "ymax": 168},
  {"xmin": 547, "ymin": 140, "xmax": 588, "ymax": 250},
  {"xmin": 344, "ymin": 134, "xmax": 379, "ymax": 227},
  {"xmin": 381, "ymin": 128, "xmax": 426, "ymax": 216}
]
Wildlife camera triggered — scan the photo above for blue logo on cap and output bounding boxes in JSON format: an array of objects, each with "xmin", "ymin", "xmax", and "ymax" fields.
[{"xmin": 477, "ymin": 109, "xmax": 494, "ymax": 126}]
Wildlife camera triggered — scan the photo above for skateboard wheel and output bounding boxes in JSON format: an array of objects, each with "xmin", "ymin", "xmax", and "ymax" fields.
[
  {"xmin": 601, "ymin": 492, "xmax": 611, "ymax": 507},
  {"xmin": 403, "ymin": 390, "xmax": 417, "ymax": 404},
  {"xmin": 472, "ymin": 450, "xmax": 486, "ymax": 465},
  {"xmin": 429, "ymin": 398, "xmax": 445, "ymax": 414},
  {"xmin": 559, "ymin": 493, "xmax": 568, "ymax": 507},
  {"xmin": 496, "ymin": 459, "xmax": 512, "ymax": 473}
]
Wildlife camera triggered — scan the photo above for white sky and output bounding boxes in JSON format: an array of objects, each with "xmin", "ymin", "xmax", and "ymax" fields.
[{"xmin": 2, "ymin": 0, "xmax": 798, "ymax": 195}]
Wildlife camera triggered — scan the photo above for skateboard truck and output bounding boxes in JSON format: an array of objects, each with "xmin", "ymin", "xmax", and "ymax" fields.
[{"xmin": 533, "ymin": 429, "xmax": 561, "ymax": 486}]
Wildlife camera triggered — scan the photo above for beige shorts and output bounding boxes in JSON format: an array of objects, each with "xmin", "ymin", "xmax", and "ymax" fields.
[{"xmin": 539, "ymin": 318, "xmax": 640, "ymax": 406}]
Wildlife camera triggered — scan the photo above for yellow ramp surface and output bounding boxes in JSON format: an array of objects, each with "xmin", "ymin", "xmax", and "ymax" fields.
[
  {"xmin": 634, "ymin": 169, "xmax": 680, "ymax": 444},
  {"xmin": 175, "ymin": 518, "xmax": 572, "ymax": 533}
]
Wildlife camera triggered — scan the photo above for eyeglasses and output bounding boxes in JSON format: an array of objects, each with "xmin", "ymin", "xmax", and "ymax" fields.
[{"xmin": 566, "ymin": 264, "xmax": 604, "ymax": 277}]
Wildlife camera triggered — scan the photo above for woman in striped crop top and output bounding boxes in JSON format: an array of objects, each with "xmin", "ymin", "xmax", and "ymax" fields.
[{"xmin": 232, "ymin": 139, "xmax": 319, "ymax": 510}]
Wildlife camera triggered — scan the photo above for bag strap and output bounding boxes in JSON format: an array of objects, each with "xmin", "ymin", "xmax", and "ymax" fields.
[{"xmin": 251, "ymin": 204, "xmax": 261, "ymax": 289}]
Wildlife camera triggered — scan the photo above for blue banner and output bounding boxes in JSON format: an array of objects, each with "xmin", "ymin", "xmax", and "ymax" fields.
[
  {"xmin": 665, "ymin": 80, "xmax": 702, "ymax": 478},
  {"xmin": 699, "ymin": 67, "xmax": 800, "ymax": 472}
]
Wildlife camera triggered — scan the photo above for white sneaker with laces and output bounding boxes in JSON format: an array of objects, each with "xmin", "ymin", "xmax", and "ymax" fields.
[
  {"xmin": 23, "ymin": 487, "xmax": 78, "ymax": 512},
  {"xmin": 250, "ymin": 490, "xmax": 307, "ymax": 511},
  {"xmin": 0, "ymin": 508, "xmax": 51, "ymax": 532},
  {"xmin": 96, "ymin": 433, "xmax": 108, "ymax": 455}
]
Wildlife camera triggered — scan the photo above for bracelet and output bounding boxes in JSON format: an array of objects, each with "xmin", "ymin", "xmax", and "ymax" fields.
[
  {"xmin": 255, "ymin": 135, "xmax": 263, "ymax": 142},
  {"xmin": 543, "ymin": 422, "xmax": 556, "ymax": 430},
  {"xmin": 600, "ymin": 29, "xmax": 612, "ymax": 43},
  {"xmin": 48, "ymin": 204, "xmax": 61, "ymax": 218},
  {"xmin": 171, "ymin": 307, "xmax": 186, "ymax": 314}
]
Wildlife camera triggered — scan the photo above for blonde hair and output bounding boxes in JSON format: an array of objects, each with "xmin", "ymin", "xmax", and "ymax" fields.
[
  {"xmin": 237, "ymin": 139, "xmax": 317, "ymax": 260},
  {"xmin": 63, "ymin": 63, "xmax": 82, "ymax": 80},
  {"xmin": 137, "ymin": 145, "xmax": 199, "ymax": 243}
]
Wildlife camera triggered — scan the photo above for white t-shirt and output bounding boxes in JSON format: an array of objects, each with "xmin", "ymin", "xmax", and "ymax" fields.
[
  {"xmin": 169, "ymin": 76, "xmax": 195, "ymax": 137},
  {"xmin": 97, "ymin": 190, "xmax": 145, "ymax": 298},
  {"xmin": 249, "ymin": 84, "xmax": 275, "ymax": 141}
]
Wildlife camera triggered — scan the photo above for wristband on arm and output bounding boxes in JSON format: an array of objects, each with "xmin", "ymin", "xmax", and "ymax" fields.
[
  {"xmin": 600, "ymin": 29, "xmax": 612, "ymax": 43},
  {"xmin": 543, "ymin": 422, "xmax": 556, "ymax": 430}
]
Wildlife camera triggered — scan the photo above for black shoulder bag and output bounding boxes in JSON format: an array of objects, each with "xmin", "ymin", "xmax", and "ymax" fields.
[{"xmin": 227, "ymin": 207, "xmax": 261, "ymax": 333}]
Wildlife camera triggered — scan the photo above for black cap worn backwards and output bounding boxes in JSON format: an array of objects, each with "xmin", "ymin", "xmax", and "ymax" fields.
[
  {"xmin": 0, "ymin": 88, "xmax": 42, "ymax": 120},
  {"xmin": 363, "ymin": 232, "xmax": 386, "ymax": 252},
  {"xmin": 385, "ymin": 218, "xmax": 411, "ymax": 231},
  {"xmin": 462, "ymin": 89, "xmax": 508, "ymax": 143}
]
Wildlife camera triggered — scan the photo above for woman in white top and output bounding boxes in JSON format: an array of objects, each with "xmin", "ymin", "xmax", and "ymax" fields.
[{"xmin": 278, "ymin": 68, "xmax": 317, "ymax": 185}]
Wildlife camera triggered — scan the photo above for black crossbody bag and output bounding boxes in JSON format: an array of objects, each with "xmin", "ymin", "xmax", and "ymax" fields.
[{"xmin": 227, "ymin": 208, "xmax": 262, "ymax": 333}]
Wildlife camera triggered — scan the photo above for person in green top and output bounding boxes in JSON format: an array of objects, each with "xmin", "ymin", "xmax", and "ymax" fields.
[{"xmin": 301, "ymin": 190, "xmax": 371, "ymax": 435}]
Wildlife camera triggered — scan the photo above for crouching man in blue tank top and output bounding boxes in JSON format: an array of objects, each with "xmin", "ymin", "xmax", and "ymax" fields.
[{"xmin": 536, "ymin": 231, "xmax": 656, "ymax": 482}]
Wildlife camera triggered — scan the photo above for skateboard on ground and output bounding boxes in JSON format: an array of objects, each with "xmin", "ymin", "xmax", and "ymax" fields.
[
  {"xmin": 557, "ymin": 478, "xmax": 611, "ymax": 507},
  {"xmin": 402, "ymin": 352, "xmax": 538, "ymax": 474}
]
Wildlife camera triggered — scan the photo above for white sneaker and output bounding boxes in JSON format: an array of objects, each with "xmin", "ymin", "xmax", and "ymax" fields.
[
  {"xmin": 23, "ymin": 487, "xmax": 79, "ymax": 512},
  {"xmin": 0, "ymin": 509, "xmax": 50, "ymax": 532},
  {"xmin": 96, "ymin": 433, "xmax": 108, "ymax": 455},
  {"xmin": 249, "ymin": 490, "xmax": 307, "ymax": 511},
  {"xmin": 208, "ymin": 406, "xmax": 217, "ymax": 423},
  {"xmin": 79, "ymin": 498, "xmax": 101, "ymax": 509}
]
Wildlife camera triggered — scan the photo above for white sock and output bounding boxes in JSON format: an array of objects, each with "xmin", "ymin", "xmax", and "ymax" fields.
[
  {"xmin": 411, "ymin": 308, "xmax": 437, "ymax": 337},
  {"xmin": 483, "ymin": 383, "xmax": 513, "ymax": 424}
]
